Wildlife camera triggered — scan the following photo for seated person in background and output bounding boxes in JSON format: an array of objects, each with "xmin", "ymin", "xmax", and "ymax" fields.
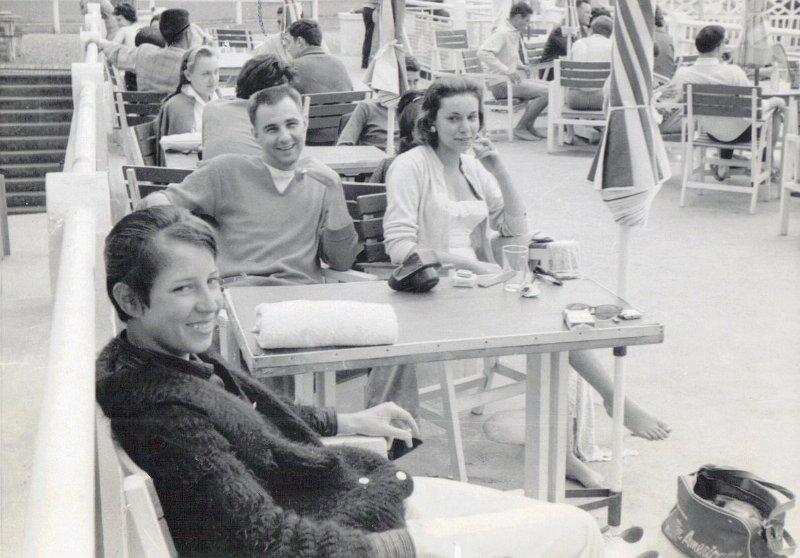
[
  {"xmin": 98, "ymin": 205, "xmax": 605, "ymax": 558},
  {"xmin": 141, "ymin": 84, "xmax": 359, "ymax": 286},
  {"xmin": 369, "ymin": 89, "xmax": 425, "ymax": 183},
  {"xmin": 285, "ymin": 19, "xmax": 354, "ymax": 94},
  {"xmin": 337, "ymin": 58, "xmax": 421, "ymax": 150},
  {"xmin": 124, "ymin": 26, "xmax": 167, "ymax": 92},
  {"xmin": 94, "ymin": 8, "xmax": 196, "ymax": 93},
  {"xmin": 383, "ymin": 76, "xmax": 671, "ymax": 488},
  {"xmin": 541, "ymin": 0, "xmax": 592, "ymax": 69},
  {"xmin": 654, "ymin": 6, "xmax": 676, "ymax": 78},
  {"xmin": 658, "ymin": 25, "xmax": 784, "ymax": 180},
  {"xmin": 156, "ymin": 46, "xmax": 220, "ymax": 165},
  {"xmin": 253, "ymin": 4, "xmax": 306, "ymax": 63},
  {"xmin": 159, "ymin": 46, "xmax": 220, "ymax": 135},
  {"xmin": 202, "ymin": 54, "xmax": 294, "ymax": 160},
  {"xmin": 566, "ymin": 15, "xmax": 613, "ymax": 111},
  {"xmin": 478, "ymin": 2, "xmax": 549, "ymax": 141},
  {"xmin": 111, "ymin": 2, "xmax": 143, "ymax": 48}
]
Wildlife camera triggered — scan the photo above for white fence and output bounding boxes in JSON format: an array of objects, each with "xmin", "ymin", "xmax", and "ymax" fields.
[{"xmin": 22, "ymin": 5, "xmax": 117, "ymax": 556}]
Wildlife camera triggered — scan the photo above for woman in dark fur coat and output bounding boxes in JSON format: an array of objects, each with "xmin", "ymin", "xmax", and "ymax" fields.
[{"xmin": 97, "ymin": 206, "xmax": 604, "ymax": 558}]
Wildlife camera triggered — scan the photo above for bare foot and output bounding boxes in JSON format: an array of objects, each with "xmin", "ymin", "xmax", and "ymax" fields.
[
  {"xmin": 527, "ymin": 126, "xmax": 547, "ymax": 139},
  {"xmin": 567, "ymin": 453, "xmax": 605, "ymax": 488},
  {"xmin": 604, "ymin": 398, "xmax": 671, "ymax": 441},
  {"xmin": 513, "ymin": 128, "xmax": 541, "ymax": 141}
]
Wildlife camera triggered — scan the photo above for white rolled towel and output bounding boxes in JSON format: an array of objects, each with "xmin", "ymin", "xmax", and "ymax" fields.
[{"xmin": 253, "ymin": 300, "xmax": 399, "ymax": 349}]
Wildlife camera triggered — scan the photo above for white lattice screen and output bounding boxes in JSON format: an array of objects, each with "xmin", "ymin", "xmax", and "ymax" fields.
[{"xmin": 658, "ymin": 0, "xmax": 800, "ymax": 26}]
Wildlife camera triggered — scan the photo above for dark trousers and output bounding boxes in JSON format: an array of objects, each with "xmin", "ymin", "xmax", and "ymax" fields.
[
  {"xmin": 708, "ymin": 126, "xmax": 753, "ymax": 160},
  {"xmin": 361, "ymin": 7, "xmax": 375, "ymax": 68}
]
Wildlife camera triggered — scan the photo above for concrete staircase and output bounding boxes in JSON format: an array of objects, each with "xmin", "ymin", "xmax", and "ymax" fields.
[{"xmin": 0, "ymin": 71, "xmax": 72, "ymax": 214}]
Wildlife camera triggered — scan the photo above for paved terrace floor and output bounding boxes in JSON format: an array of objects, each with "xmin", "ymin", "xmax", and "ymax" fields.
[{"xmin": 2, "ymin": 50, "xmax": 800, "ymax": 557}]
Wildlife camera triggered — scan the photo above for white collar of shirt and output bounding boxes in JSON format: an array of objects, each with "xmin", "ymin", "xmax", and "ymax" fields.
[
  {"xmin": 181, "ymin": 84, "xmax": 218, "ymax": 134},
  {"xmin": 694, "ymin": 57, "xmax": 721, "ymax": 66},
  {"xmin": 264, "ymin": 162, "xmax": 296, "ymax": 194}
]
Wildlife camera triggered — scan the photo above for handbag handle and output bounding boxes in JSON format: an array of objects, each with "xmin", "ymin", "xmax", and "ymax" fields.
[
  {"xmin": 766, "ymin": 525, "xmax": 796, "ymax": 556},
  {"xmin": 696, "ymin": 465, "xmax": 796, "ymax": 522}
]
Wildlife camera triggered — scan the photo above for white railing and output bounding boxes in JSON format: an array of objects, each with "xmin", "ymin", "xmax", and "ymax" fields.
[
  {"xmin": 71, "ymin": 82, "xmax": 98, "ymax": 174},
  {"xmin": 22, "ymin": 207, "xmax": 97, "ymax": 558}
]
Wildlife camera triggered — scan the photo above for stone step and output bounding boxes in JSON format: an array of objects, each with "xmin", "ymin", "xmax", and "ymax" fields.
[
  {"xmin": 0, "ymin": 83, "xmax": 73, "ymax": 97},
  {"xmin": 0, "ymin": 121, "xmax": 72, "ymax": 136},
  {"xmin": 1, "ymin": 161, "xmax": 62, "ymax": 179},
  {"xmin": 0, "ymin": 96, "xmax": 74, "ymax": 110},
  {"xmin": 4, "ymin": 176, "xmax": 46, "ymax": 193},
  {"xmin": 5, "ymin": 191, "xmax": 47, "ymax": 212},
  {"xmin": 0, "ymin": 73, "xmax": 72, "ymax": 85},
  {"xmin": 0, "ymin": 135, "xmax": 69, "ymax": 151},
  {"xmin": 0, "ymin": 149, "xmax": 65, "ymax": 165},
  {"xmin": 0, "ymin": 109, "xmax": 73, "ymax": 123}
]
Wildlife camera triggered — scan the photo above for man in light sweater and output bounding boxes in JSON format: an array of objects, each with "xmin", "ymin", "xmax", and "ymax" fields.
[{"xmin": 140, "ymin": 84, "xmax": 359, "ymax": 286}]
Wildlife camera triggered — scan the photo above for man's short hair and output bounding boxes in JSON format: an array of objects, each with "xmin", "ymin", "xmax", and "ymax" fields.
[
  {"xmin": 287, "ymin": 19, "xmax": 322, "ymax": 46},
  {"xmin": 134, "ymin": 26, "xmax": 166, "ymax": 48},
  {"xmin": 113, "ymin": 3, "xmax": 137, "ymax": 23},
  {"xmin": 576, "ymin": 0, "xmax": 591, "ymax": 8},
  {"xmin": 236, "ymin": 55, "xmax": 295, "ymax": 99},
  {"xmin": 590, "ymin": 15, "xmax": 613, "ymax": 37},
  {"xmin": 695, "ymin": 25, "xmax": 726, "ymax": 54},
  {"xmin": 246, "ymin": 84, "xmax": 303, "ymax": 126},
  {"xmin": 509, "ymin": 2, "xmax": 533, "ymax": 19}
]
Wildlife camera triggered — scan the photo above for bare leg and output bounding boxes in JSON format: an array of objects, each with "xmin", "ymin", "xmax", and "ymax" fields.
[
  {"xmin": 568, "ymin": 350, "xmax": 671, "ymax": 441},
  {"xmin": 517, "ymin": 96, "xmax": 548, "ymax": 136},
  {"xmin": 566, "ymin": 418, "xmax": 605, "ymax": 488}
]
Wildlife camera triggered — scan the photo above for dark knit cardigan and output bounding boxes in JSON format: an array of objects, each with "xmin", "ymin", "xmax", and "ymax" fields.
[{"xmin": 96, "ymin": 334, "xmax": 416, "ymax": 557}]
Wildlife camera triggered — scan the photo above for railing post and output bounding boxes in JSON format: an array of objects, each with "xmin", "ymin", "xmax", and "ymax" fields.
[{"xmin": 235, "ymin": 0, "xmax": 243, "ymax": 24}]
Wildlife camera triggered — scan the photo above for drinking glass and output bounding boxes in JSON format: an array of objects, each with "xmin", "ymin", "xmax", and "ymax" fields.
[{"xmin": 502, "ymin": 245, "xmax": 529, "ymax": 292}]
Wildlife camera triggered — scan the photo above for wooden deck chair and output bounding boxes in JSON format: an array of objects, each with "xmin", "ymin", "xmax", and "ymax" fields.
[
  {"xmin": 211, "ymin": 28, "xmax": 254, "ymax": 51},
  {"xmin": 779, "ymin": 134, "xmax": 800, "ymax": 235},
  {"xmin": 130, "ymin": 120, "xmax": 159, "ymax": 167},
  {"xmin": 460, "ymin": 48, "xmax": 523, "ymax": 142},
  {"xmin": 432, "ymin": 29, "xmax": 470, "ymax": 76},
  {"xmin": 116, "ymin": 91, "xmax": 167, "ymax": 126},
  {"xmin": 546, "ymin": 59, "xmax": 611, "ymax": 152},
  {"xmin": 122, "ymin": 165, "xmax": 193, "ymax": 209},
  {"xmin": 96, "ymin": 408, "xmax": 178, "ymax": 558},
  {"xmin": 341, "ymin": 181, "xmax": 392, "ymax": 274},
  {"xmin": 525, "ymin": 35, "xmax": 552, "ymax": 79},
  {"xmin": 302, "ymin": 91, "xmax": 371, "ymax": 146},
  {"xmin": 680, "ymin": 83, "xmax": 774, "ymax": 214}
]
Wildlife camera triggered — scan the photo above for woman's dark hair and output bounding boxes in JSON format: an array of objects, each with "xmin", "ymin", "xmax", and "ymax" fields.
[
  {"xmin": 287, "ymin": 19, "xmax": 322, "ymax": 46},
  {"xmin": 134, "ymin": 26, "xmax": 166, "ymax": 48},
  {"xmin": 695, "ymin": 25, "xmax": 726, "ymax": 54},
  {"xmin": 415, "ymin": 76, "xmax": 484, "ymax": 149},
  {"xmin": 104, "ymin": 207, "xmax": 218, "ymax": 322},
  {"xmin": 397, "ymin": 89, "xmax": 425, "ymax": 154},
  {"xmin": 113, "ymin": 2, "xmax": 138, "ymax": 23},
  {"xmin": 168, "ymin": 45, "xmax": 218, "ymax": 98},
  {"xmin": 236, "ymin": 54, "xmax": 295, "ymax": 99}
]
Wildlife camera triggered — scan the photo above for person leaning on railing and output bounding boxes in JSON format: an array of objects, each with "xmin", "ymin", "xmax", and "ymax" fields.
[{"xmin": 97, "ymin": 205, "xmax": 605, "ymax": 558}]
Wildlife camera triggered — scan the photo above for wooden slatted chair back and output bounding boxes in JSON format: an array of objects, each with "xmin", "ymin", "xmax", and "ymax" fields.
[
  {"xmin": 302, "ymin": 91, "xmax": 371, "ymax": 146},
  {"xmin": 212, "ymin": 28, "xmax": 253, "ymax": 50},
  {"xmin": 342, "ymin": 181, "xmax": 390, "ymax": 264},
  {"xmin": 685, "ymin": 83, "xmax": 761, "ymax": 120},
  {"xmin": 131, "ymin": 120, "xmax": 159, "ymax": 166},
  {"xmin": 96, "ymin": 409, "xmax": 178, "ymax": 558},
  {"xmin": 435, "ymin": 29, "xmax": 469, "ymax": 49},
  {"xmin": 117, "ymin": 91, "xmax": 167, "ymax": 126},
  {"xmin": 558, "ymin": 60, "xmax": 611, "ymax": 89},
  {"xmin": 460, "ymin": 48, "xmax": 482, "ymax": 74},
  {"xmin": 122, "ymin": 165, "xmax": 193, "ymax": 208}
]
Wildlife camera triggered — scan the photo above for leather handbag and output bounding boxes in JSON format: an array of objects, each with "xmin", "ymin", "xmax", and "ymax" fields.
[{"xmin": 662, "ymin": 465, "xmax": 796, "ymax": 558}]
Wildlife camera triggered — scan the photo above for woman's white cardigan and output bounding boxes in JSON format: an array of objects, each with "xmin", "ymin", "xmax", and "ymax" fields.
[{"xmin": 383, "ymin": 144, "xmax": 528, "ymax": 264}]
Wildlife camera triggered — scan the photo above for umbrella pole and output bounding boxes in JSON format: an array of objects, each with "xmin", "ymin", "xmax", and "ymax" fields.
[
  {"xmin": 610, "ymin": 225, "xmax": 630, "ymax": 502},
  {"xmin": 386, "ymin": 106, "xmax": 396, "ymax": 155}
]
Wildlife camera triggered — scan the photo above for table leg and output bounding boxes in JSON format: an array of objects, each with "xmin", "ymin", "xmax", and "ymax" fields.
[
  {"xmin": 316, "ymin": 371, "xmax": 337, "ymax": 407},
  {"xmin": 524, "ymin": 353, "xmax": 548, "ymax": 499},
  {"xmin": 436, "ymin": 362, "xmax": 468, "ymax": 482},
  {"xmin": 610, "ymin": 347, "xmax": 627, "ymax": 497},
  {"xmin": 295, "ymin": 373, "xmax": 315, "ymax": 405},
  {"xmin": 547, "ymin": 352, "xmax": 569, "ymax": 503}
]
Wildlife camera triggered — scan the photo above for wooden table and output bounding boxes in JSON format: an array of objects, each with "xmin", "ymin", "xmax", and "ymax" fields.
[
  {"xmin": 223, "ymin": 277, "xmax": 664, "ymax": 505},
  {"xmin": 165, "ymin": 145, "xmax": 386, "ymax": 178}
]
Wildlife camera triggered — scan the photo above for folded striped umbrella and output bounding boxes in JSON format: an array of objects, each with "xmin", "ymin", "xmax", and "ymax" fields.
[
  {"xmin": 563, "ymin": 0, "xmax": 580, "ymax": 54},
  {"xmin": 588, "ymin": 0, "xmax": 670, "ymax": 228},
  {"xmin": 363, "ymin": 0, "xmax": 408, "ymax": 153},
  {"xmin": 737, "ymin": 0, "xmax": 772, "ymax": 84}
]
